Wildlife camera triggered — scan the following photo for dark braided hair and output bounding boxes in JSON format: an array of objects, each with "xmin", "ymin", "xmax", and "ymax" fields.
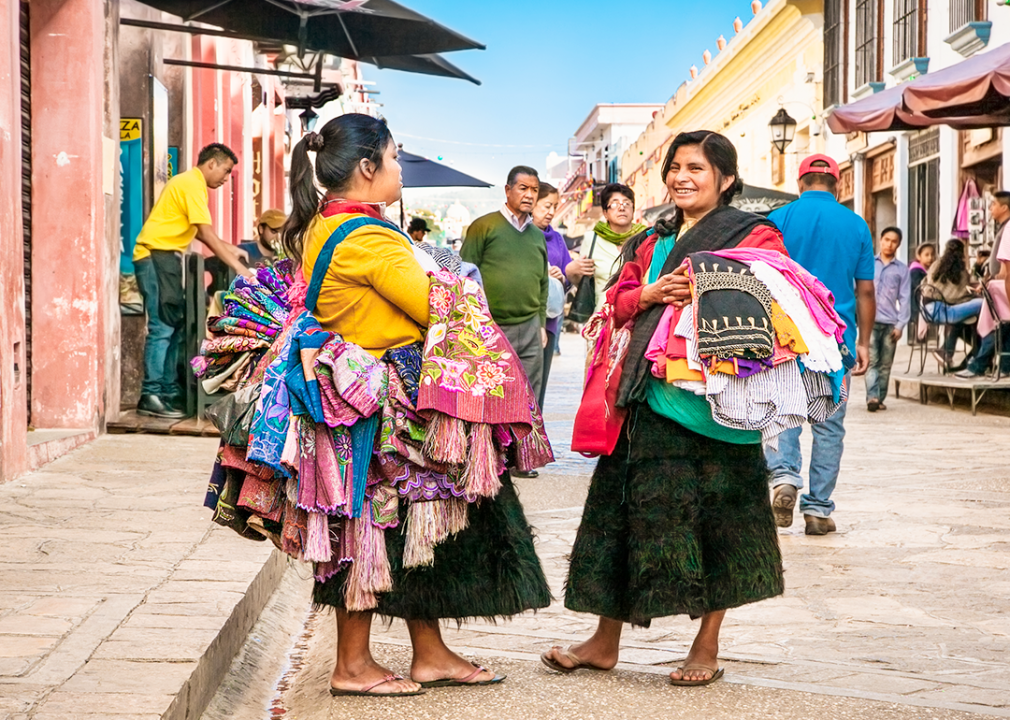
[
  {"xmin": 606, "ymin": 130, "xmax": 742, "ymax": 289},
  {"xmin": 282, "ymin": 114, "xmax": 392, "ymax": 263}
]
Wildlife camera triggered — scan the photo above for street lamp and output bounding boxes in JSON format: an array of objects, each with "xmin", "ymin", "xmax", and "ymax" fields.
[
  {"xmin": 769, "ymin": 107, "xmax": 797, "ymax": 154},
  {"xmin": 299, "ymin": 108, "xmax": 319, "ymax": 133}
]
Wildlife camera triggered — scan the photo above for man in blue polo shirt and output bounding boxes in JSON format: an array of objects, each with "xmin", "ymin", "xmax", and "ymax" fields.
[{"xmin": 765, "ymin": 155, "xmax": 876, "ymax": 536}]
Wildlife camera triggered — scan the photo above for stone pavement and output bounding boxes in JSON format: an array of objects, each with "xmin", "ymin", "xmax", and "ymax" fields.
[
  {"xmin": 4, "ymin": 331, "xmax": 1010, "ymax": 720},
  {"xmin": 236, "ymin": 332, "xmax": 1010, "ymax": 720},
  {"xmin": 0, "ymin": 435, "xmax": 284, "ymax": 720}
]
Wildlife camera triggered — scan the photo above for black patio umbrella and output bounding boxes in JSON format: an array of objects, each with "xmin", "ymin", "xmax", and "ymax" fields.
[
  {"xmin": 135, "ymin": 0, "xmax": 484, "ymax": 58},
  {"xmin": 398, "ymin": 150, "xmax": 491, "ymax": 189},
  {"xmin": 395, "ymin": 150, "xmax": 490, "ymax": 227},
  {"xmin": 642, "ymin": 184, "xmax": 798, "ymax": 223},
  {"xmin": 365, "ymin": 53, "xmax": 480, "ymax": 85}
]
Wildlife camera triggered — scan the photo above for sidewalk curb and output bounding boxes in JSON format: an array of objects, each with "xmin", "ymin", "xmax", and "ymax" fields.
[{"xmin": 163, "ymin": 548, "xmax": 287, "ymax": 720}]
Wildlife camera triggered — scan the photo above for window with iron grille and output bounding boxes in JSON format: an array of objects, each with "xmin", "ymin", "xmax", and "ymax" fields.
[
  {"xmin": 893, "ymin": 0, "xmax": 926, "ymax": 64},
  {"xmin": 824, "ymin": 0, "xmax": 843, "ymax": 107},
  {"xmin": 908, "ymin": 129, "xmax": 940, "ymax": 254},
  {"xmin": 949, "ymin": 0, "xmax": 986, "ymax": 32},
  {"xmin": 855, "ymin": 0, "xmax": 881, "ymax": 87}
]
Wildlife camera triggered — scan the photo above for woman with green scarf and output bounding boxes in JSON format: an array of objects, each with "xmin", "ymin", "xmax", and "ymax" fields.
[{"xmin": 582, "ymin": 183, "xmax": 649, "ymax": 309}]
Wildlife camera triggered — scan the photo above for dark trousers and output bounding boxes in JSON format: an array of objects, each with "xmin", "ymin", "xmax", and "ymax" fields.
[
  {"xmin": 538, "ymin": 330, "xmax": 557, "ymax": 410},
  {"xmin": 500, "ymin": 316, "xmax": 544, "ymax": 403},
  {"xmin": 135, "ymin": 257, "xmax": 182, "ymax": 398}
]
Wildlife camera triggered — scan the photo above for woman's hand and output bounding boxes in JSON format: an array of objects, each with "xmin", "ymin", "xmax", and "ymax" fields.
[
  {"xmin": 639, "ymin": 266, "xmax": 692, "ymax": 309},
  {"xmin": 565, "ymin": 257, "xmax": 595, "ymax": 284},
  {"xmin": 548, "ymin": 265, "xmax": 565, "ymax": 282}
]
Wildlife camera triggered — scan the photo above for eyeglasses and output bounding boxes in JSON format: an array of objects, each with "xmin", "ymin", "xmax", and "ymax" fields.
[{"xmin": 607, "ymin": 201, "xmax": 633, "ymax": 210}]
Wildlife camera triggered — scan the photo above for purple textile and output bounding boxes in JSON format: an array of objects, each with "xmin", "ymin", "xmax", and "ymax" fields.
[
  {"xmin": 735, "ymin": 357, "xmax": 774, "ymax": 378},
  {"xmin": 544, "ymin": 225, "xmax": 574, "ymax": 336}
]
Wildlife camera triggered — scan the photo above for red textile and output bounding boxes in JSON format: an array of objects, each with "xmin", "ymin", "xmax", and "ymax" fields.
[{"xmin": 319, "ymin": 196, "xmax": 386, "ymax": 220}]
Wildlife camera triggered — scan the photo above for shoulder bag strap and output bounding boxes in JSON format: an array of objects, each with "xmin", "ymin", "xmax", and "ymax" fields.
[{"xmin": 305, "ymin": 216, "xmax": 392, "ymax": 313}]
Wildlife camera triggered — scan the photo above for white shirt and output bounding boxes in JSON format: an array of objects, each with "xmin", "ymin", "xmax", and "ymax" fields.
[{"xmin": 500, "ymin": 204, "xmax": 532, "ymax": 232}]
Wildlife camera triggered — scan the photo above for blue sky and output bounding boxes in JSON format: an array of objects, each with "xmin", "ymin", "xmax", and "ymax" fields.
[{"xmin": 367, "ymin": 0, "xmax": 759, "ymax": 187}]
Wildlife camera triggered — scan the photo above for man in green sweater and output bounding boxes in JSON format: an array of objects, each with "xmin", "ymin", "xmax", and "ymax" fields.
[{"xmin": 462, "ymin": 165, "xmax": 549, "ymax": 433}]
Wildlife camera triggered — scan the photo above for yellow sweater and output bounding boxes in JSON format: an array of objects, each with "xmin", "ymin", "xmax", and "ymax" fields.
[{"xmin": 302, "ymin": 214, "xmax": 430, "ymax": 357}]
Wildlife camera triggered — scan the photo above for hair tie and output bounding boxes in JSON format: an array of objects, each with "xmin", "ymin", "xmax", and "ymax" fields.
[{"xmin": 305, "ymin": 132, "xmax": 325, "ymax": 152}]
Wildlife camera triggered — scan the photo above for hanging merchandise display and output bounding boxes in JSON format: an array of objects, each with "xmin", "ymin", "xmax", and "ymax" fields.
[{"xmin": 199, "ymin": 237, "xmax": 552, "ymax": 612}]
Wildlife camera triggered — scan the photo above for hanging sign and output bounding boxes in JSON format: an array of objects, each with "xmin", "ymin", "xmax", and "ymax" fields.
[{"xmin": 120, "ymin": 118, "xmax": 143, "ymax": 274}]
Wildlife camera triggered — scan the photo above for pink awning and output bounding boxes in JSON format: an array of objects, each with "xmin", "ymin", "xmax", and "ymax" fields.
[
  {"xmin": 826, "ymin": 42, "xmax": 1010, "ymax": 134},
  {"xmin": 904, "ymin": 42, "xmax": 1010, "ymax": 117}
]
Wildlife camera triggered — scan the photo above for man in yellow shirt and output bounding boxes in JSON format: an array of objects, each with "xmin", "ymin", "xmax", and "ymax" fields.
[{"xmin": 133, "ymin": 143, "xmax": 251, "ymax": 418}]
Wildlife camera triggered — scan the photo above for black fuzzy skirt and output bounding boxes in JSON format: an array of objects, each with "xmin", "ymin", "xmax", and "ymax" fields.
[
  {"xmin": 313, "ymin": 472, "xmax": 552, "ymax": 621},
  {"xmin": 564, "ymin": 403, "xmax": 784, "ymax": 627}
]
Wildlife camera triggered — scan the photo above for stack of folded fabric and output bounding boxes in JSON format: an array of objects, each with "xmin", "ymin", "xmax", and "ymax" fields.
[
  {"xmin": 191, "ymin": 260, "xmax": 295, "ymax": 394},
  {"xmin": 202, "ymin": 264, "xmax": 552, "ymax": 612},
  {"xmin": 646, "ymin": 247, "xmax": 851, "ymax": 447}
]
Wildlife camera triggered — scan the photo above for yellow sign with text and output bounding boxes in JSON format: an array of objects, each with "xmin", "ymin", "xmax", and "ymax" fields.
[{"xmin": 120, "ymin": 118, "xmax": 142, "ymax": 142}]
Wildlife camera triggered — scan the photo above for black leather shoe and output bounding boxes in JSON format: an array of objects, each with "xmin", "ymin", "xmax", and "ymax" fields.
[
  {"xmin": 511, "ymin": 469, "xmax": 539, "ymax": 479},
  {"xmin": 137, "ymin": 394, "xmax": 187, "ymax": 419}
]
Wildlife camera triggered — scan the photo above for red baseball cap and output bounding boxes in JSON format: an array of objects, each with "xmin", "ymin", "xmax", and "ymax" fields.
[{"xmin": 798, "ymin": 154, "xmax": 840, "ymax": 180}]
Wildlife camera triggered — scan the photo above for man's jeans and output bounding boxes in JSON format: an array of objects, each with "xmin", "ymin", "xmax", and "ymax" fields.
[
  {"xmin": 967, "ymin": 331, "xmax": 1010, "ymax": 375},
  {"xmin": 765, "ymin": 386, "xmax": 848, "ymax": 519},
  {"xmin": 135, "ymin": 257, "xmax": 181, "ymax": 398},
  {"xmin": 865, "ymin": 322, "xmax": 897, "ymax": 402}
]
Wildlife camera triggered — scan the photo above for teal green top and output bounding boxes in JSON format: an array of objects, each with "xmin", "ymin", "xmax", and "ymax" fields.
[{"xmin": 643, "ymin": 234, "xmax": 761, "ymax": 445}]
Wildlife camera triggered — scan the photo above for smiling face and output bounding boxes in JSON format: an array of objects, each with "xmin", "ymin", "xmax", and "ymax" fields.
[
  {"xmin": 532, "ymin": 192, "xmax": 559, "ymax": 230},
  {"xmin": 665, "ymin": 144, "xmax": 734, "ymax": 220},
  {"xmin": 506, "ymin": 173, "xmax": 540, "ymax": 217}
]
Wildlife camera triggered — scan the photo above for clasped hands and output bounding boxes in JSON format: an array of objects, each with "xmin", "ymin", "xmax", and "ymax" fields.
[{"xmin": 639, "ymin": 264, "xmax": 692, "ymax": 309}]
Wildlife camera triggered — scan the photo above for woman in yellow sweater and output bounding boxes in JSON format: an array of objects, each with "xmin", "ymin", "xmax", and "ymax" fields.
[{"xmin": 282, "ymin": 114, "xmax": 550, "ymax": 697}]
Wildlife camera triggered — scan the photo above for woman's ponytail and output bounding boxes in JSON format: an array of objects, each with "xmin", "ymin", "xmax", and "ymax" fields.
[
  {"xmin": 282, "ymin": 134, "xmax": 320, "ymax": 264},
  {"xmin": 281, "ymin": 115, "xmax": 392, "ymax": 265}
]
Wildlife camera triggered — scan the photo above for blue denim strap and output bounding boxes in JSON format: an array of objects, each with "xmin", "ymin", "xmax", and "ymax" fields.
[{"xmin": 305, "ymin": 216, "xmax": 405, "ymax": 313}]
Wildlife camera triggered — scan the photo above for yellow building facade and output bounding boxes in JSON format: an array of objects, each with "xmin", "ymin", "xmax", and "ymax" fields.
[{"xmin": 622, "ymin": 0, "xmax": 825, "ymax": 212}]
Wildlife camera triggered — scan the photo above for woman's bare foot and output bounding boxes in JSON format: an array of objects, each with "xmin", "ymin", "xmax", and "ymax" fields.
[
  {"xmin": 542, "ymin": 640, "xmax": 618, "ymax": 671},
  {"xmin": 542, "ymin": 616, "xmax": 622, "ymax": 672},
  {"xmin": 669, "ymin": 613, "xmax": 722, "ymax": 684},
  {"xmin": 410, "ymin": 646, "xmax": 497, "ymax": 684},
  {"xmin": 330, "ymin": 659, "xmax": 421, "ymax": 695}
]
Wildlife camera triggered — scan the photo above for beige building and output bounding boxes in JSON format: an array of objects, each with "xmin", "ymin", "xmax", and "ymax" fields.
[{"xmin": 622, "ymin": 0, "xmax": 825, "ymax": 214}]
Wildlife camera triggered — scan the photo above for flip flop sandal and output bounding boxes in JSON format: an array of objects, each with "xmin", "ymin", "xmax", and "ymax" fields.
[
  {"xmin": 669, "ymin": 665, "xmax": 725, "ymax": 687},
  {"xmin": 416, "ymin": 665, "xmax": 506, "ymax": 688},
  {"xmin": 540, "ymin": 646, "xmax": 609, "ymax": 674},
  {"xmin": 329, "ymin": 674, "xmax": 425, "ymax": 697}
]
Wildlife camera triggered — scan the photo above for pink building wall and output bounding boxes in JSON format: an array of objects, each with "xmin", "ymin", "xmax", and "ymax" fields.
[
  {"xmin": 29, "ymin": 0, "xmax": 110, "ymax": 429},
  {"xmin": 0, "ymin": 0, "xmax": 30, "ymax": 480},
  {"xmin": 1, "ymin": 0, "xmax": 120, "ymax": 482}
]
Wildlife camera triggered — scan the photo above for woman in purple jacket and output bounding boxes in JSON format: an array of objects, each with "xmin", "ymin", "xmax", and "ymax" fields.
[{"xmin": 531, "ymin": 182, "xmax": 594, "ymax": 408}]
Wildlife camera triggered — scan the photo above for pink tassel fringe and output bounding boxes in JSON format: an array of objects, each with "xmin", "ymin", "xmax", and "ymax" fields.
[
  {"xmin": 463, "ymin": 423, "xmax": 502, "ymax": 498},
  {"xmin": 344, "ymin": 503, "xmax": 393, "ymax": 612},
  {"xmin": 303, "ymin": 511, "xmax": 331, "ymax": 562},
  {"xmin": 402, "ymin": 498, "xmax": 469, "ymax": 569},
  {"xmin": 422, "ymin": 412, "xmax": 468, "ymax": 465}
]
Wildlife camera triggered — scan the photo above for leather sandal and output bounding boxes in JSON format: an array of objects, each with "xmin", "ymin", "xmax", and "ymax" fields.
[{"xmin": 540, "ymin": 646, "xmax": 610, "ymax": 674}]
